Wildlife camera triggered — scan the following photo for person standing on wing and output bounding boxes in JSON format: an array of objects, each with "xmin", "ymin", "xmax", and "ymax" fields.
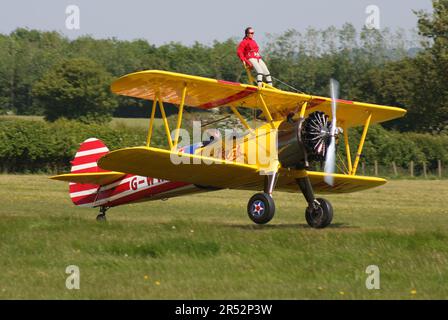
[{"xmin": 237, "ymin": 27, "xmax": 273, "ymax": 88}]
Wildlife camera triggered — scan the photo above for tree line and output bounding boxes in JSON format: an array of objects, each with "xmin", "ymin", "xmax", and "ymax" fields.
[
  {"xmin": 1, "ymin": 118, "xmax": 447, "ymax": 174},
  {"xmin": 0, "ymin": 0, "xmax": 447, "ymax": 133}
]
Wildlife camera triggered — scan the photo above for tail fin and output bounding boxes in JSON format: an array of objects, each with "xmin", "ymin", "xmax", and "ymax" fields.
[
  {"xmin": 71, "ymin": 138, "xmax": 110, "ymax": 173},
  {"xmin": 69, "ymin": 138, "xmax": 110, "ymax": 206}
]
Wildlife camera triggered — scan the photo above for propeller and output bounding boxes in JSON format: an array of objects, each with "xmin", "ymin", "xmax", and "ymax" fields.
[{"xmin": 324, "ymin": 79, "xmax": 339, "ymax": 186}]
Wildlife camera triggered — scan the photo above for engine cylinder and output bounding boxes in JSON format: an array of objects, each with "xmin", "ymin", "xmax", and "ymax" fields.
[{"xmin": 277, "ymin": 119, "xmax": 308, "ymax": 169}]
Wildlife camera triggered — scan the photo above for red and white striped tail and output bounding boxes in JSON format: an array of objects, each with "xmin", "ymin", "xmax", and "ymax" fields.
[{"xmin": 69, "ymin": 138, "xmax": 110, "ymax": 206}]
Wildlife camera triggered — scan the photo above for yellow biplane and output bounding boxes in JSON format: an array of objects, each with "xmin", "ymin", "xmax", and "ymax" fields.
[{"xmin": 52, "ymin": 70, "xmax": 406, "ymax": 228}]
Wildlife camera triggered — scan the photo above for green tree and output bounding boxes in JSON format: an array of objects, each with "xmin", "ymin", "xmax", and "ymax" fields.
[
  {"xmin": 0, "ymin": 34, "xmax": 15, "ymax": 114},
  {"xmin": 210, "ymin": 39, "xmax": 243, "ymax": 82},
  {"xmin": 6, "ymin": 29, "xmax": 68, "ymax": 115},
  {"xmin": 32, "ymin": 58, "xmax": 117, "ymax": 123},
  {"xmin": 413, "ymin": 0, "xmax": 448, "ymax": 132}
]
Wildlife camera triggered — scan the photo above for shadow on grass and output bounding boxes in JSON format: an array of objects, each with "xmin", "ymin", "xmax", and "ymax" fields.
[{"xmin": 226, "ymin": 222, "xmax": 359, "ymax": 230}]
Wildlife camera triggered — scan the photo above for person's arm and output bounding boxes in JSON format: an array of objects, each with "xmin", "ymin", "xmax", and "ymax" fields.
[
  {"xmin": 253, "ymin": 40, "xmax": 262, "ymax": 60},
  {"xmin": 237, "ymin": 40, "xmax": 252, "ymax": 68}
]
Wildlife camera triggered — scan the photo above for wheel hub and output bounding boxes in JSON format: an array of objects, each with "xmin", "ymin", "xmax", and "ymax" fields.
[
  {"xmin": 251, "ymin": 200, "xmax": 265, "ymax": 217},
  {"xmin": 309, "ymin": 206, "xmax": 323, "ymax": 222}
]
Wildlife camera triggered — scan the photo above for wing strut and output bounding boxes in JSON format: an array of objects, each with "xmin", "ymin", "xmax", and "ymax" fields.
[
  {"xmin": 229, "ymin": 105, "xmax": 253, "ymax": 132},
  {"xmin": 173, "ymin": 84, "xmax": 187, "ymax": 149},
  {"xmin": 146, "ymin": 98, "xmax": 157, "ymax": 146},
  {"xmin": 351, "ymin": 112, "xmax": 372, "ymax": 175},
  {"xmin": 257, "ymin": 93, "xmax": 275, "ymax": 129},
  {"xmin": 343, "ymin": 122, "xmax": 353, "ymax": 173},
  {"xmin": 158, "ymin": 93, "xmax": 173, "ymax": 149},
  {"xmin": 146, "ymin": 84, "xmax": 188, "ymax": 150}
]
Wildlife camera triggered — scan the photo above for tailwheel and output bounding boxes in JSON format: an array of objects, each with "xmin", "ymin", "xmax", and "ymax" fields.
[
  {"xmin": 96, "ymin": 206, "xmax": 108, "ymax": 222},
  {"xmin": 305, "ymin": 198, "xmax": 333, "ymax": 229},
  {"xmin": 247, "ymin": 193, "xmax": 275, "ymax": 225}
]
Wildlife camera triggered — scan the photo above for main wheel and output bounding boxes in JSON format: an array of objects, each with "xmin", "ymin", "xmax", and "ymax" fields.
[
  {"xmin": 96, "ymin": 213, "xmax": 107, "ymax": 222},
  {"xmin": 305, "ymin": 198, "xmax": 333, "ymax": 229},
  {"xmin": 247, "ymin": 193, "xmax": 275, "ymax": 224}
]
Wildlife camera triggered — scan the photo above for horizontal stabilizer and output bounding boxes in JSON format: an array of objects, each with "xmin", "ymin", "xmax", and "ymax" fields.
[{"xmin": 50, "ymin": 172, "xmax": 126, "ymax": 185}]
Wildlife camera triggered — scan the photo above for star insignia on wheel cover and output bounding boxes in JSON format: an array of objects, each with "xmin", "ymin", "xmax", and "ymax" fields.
[{"xmin": 252, "ymin": 201, "xmax": 264, "ymax": 216}]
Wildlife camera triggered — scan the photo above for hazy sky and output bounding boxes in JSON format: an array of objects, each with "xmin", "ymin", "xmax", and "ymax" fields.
[{"xmin": 0, "ymin": 0, "xmax": 433, "ymax": 45}]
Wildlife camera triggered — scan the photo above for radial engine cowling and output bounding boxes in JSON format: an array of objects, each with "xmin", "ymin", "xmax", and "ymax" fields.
[{"xmin": 277, "ymin": 111, "xmax": 331, "ymax": 170}]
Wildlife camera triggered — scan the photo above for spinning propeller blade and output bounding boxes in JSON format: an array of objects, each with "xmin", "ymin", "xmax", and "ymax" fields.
[{"xmin": 324, "ymin": 79, "xmax": 339, "ymax": 186}]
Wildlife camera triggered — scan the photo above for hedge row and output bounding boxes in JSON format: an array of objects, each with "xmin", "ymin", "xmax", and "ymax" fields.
[
  {"xmin": 346, "ymin": 125, "xmax": 448, "ymax": 169},
  {"xmin": 0, "ymin": 118, "xmax": 447, "ymax": 173},
  {"xmin": 0, "ymin": 119, "xmax": 151, "ymax": 173}
]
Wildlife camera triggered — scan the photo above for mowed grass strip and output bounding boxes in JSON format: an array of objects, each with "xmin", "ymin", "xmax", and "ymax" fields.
[
  {"xmin": 0, "ymin": 115, "xmax": 163, "ymax": 129},
  {"xmin": 0, "ymin": 175, "xmax": 447, "ymax": 299}
]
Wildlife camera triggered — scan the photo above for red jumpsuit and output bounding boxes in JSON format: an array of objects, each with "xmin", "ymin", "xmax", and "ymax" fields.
[
  {"xmin": 237, "ymin": 37, "xmax": 262, "ymax": 64},
  {"xmin": 237, "ymin": 37, "xmax": 272, "ymax": 86}
]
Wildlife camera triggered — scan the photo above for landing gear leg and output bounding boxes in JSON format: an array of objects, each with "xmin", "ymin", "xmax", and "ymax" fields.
[
  {"xmin": 96, "ymin": 206, "xmax": 108, "ymax": 222},
  {"xmin": 264, "ymin": 172, "xmax": 278, "ymax": 196},
  {"xmin": 297, "ymin": 176, "xmax": 333, "ymax": 229}
]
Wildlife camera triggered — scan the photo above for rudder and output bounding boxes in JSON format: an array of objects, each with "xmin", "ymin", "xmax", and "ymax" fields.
[{"xmin": 69, "ymin": 138, "xmax": 110, "ymax": 207}]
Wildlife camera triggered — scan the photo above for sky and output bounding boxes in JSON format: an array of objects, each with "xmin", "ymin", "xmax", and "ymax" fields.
[{"xmin": 0, "ymin": 0, "xmax": 434, "ymax": 46}]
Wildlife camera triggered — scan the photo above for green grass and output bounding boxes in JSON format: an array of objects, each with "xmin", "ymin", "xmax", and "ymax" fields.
[
  {"xmin": 0, "ymin": 175, "xmax": 448, "ymax": 299},
  {"xmin": 110, "ymin": 117, "xmax": 163, "ymax": 129},
  {"xmin": 0, "ymin": 115, "xmax": 44, "ymax": 122}
]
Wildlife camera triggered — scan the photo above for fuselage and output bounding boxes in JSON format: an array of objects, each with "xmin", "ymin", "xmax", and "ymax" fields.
[{"xmin": 70, "ymin": 175, "xmax": 208, "ymax": 208}]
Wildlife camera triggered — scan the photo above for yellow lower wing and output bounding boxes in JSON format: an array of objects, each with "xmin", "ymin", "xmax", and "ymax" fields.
[
  {"xmin": 275, "ymin": 171, "xmax": 386, "ymax": 193},
  {"xmin": 98, "ymin": 147, "xmax": 261, "ymax": 189},
  {"xmin": 50, "ymin": 172, "xmax": 126, "ymax": 185},
  {"xmin": 98, "ymin": 147, "xmax": 385, "ymax": 193}
]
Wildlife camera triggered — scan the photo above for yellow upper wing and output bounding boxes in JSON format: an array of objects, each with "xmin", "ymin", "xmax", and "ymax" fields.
[
  {"xmin": 111, "ymin": 70, "xmax": 406, "ymax": 128},
  {"xmin": 97, "ymin": 147, "xmax": 385, "ymax": 193}
]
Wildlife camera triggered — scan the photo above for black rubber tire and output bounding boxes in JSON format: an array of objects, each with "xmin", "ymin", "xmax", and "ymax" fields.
[
  {"xmin": 96, "ymin": 213, "xmax": 107, "ymax": 222},
  {"xmin": 305, "ymin": 198, "xmax": 333, "ymax": 229},
  {"xmin": 247, "ymin": 193, "xmax": 275, "ymax": 224}
]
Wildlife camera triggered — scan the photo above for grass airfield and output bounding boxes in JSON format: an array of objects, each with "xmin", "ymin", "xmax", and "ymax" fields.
[{"xmin": 0, "ymin": 175, "xmax": 447, "ymax": 299}]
